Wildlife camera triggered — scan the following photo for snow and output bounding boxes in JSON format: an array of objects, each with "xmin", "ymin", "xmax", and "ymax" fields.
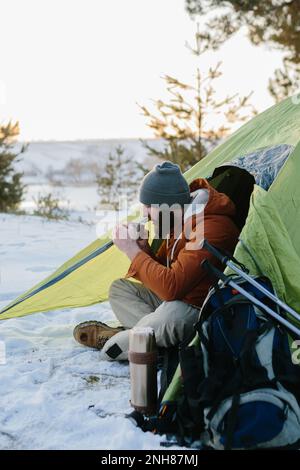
[
  {"xmin": 21, "ymin": 184, "xmax": 100, "ymax": 213},
  {"xmin": 0, "ymin": 213, "xmax": 175, "ymax": 450}
]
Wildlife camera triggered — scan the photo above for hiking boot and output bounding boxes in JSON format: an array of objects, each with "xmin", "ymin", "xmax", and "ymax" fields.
[{"xmin": 73, "ymin": 320, "xmax": 125, "ymax": 350}]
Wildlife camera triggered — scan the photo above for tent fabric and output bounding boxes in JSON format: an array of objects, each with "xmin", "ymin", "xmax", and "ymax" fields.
[
  {"xmin": 2, "ymin": 95, "xmax": 300, "ymax": 320},
  {"xmin": 183, "ymin": 94, "xmax": 300, "ymax": 184}
]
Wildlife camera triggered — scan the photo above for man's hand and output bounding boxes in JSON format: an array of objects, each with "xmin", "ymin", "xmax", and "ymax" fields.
[
  {"xmin": 112, "ymin": 223, "xmax": 142, "ymax": 261},
  {"xmin": 134, "ymin": 224, "xmax": 152, "ymax": 255},
  {"xmin": 136, "ymin": 237, "xmax": 152, "ymax": 254}
]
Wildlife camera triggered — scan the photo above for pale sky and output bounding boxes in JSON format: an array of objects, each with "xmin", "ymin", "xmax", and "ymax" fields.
[{"xmin": 0, "ymin": 0, "xmax": 284, "ymax": 141}]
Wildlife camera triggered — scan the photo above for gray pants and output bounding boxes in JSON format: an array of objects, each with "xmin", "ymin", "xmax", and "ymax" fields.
[{"xmin": 101, "ymin": 278, "xmax": 200, "ymax": 361}]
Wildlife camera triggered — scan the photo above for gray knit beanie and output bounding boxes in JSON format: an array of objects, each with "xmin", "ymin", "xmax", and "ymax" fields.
[{"xmin": 139, "ymin": 161, "xmax": 191, "ymax": 206}]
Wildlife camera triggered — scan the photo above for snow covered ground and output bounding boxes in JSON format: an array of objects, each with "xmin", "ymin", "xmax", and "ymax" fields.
[{"xmin": 0, "ymin": 213, "xmax": 172, "ymax": 450}]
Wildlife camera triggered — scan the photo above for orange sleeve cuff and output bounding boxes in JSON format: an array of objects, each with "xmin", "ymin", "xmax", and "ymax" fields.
[{"xmin": 125, "ymin": 250, "xmax": 150, "ymax": 279}]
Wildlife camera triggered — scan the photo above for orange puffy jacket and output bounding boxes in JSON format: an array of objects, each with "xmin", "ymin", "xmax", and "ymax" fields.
[{"xmin": 125, "ymin": 178, "xmax": 240, "ymax": 308}]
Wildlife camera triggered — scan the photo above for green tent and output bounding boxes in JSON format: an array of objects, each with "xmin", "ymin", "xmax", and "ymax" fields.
[{"xmin": 1, "ymin": 94, "xmax": 300, "ymax": 321}]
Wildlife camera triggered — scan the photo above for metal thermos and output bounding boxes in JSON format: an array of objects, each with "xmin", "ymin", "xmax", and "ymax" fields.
[{"xmin": 128, "ymin": 327, "xmax": 158, "ymax": 416}]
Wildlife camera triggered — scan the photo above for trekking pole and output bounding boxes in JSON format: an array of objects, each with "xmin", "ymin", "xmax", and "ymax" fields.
[
  {"xmin": 203, "ymin": 239, "xmax": 300, "ymax": 324},
  {"xmin": 202, "ymin": 259, "xmax": 300, "ymax": 339}
]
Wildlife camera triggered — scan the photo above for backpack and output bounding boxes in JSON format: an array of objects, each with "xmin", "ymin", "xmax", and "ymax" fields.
[
  {"xmin": 129, "ymin": 274, "xmax": 300, "ymax": 450},
  {"xmin": 171, "ymin": 275, "xmax": 300, "ymax": 450}
]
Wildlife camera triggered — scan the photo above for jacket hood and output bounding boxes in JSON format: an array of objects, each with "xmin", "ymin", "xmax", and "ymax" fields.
[
  {"xmin": 156, "ymin": 177, "xmax": 237, "ymax": 266},
  {"xmin": 188, "ymin": 178, "xmax": 236, "ymax": 218},
  {"xmin": 167, "ymin": 178, "xmax": 237, "ymax": 263}
]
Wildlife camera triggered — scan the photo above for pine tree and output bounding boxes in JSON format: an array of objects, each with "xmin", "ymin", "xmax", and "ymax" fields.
[
  {"xmin": 96, "ymin": 145, "xmax": 147, "ymax": 211},
  {"xmin": 268, "ymin": 61, "xmax": 300, "ymax": 103},
  {"xmin": 33, "ymin": 192, "xmax": 70, "ymax": 221},
  {"xmin": 185, "ymin": 0, "xmax": 300, "ymax": 64},
  {"xmin": 0, "ymin": 121, "xmax": 26, "ymax": 212},
  {"xmin": 185, "ymin": 0, "xmax": 300, "ymax": 102},
  {"xmin": 139, "ymin": 25, "xmax": 256, "ymax": 172}
]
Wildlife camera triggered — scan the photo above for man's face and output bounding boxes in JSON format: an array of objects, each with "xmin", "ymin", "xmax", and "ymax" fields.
[{"xmin": 142, "ymin": 204, "xmax": 183, "ymax": 238}]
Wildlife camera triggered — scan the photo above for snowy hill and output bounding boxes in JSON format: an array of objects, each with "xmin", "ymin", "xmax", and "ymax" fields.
[
  {"xmin": 0, "ymin": 214, "xmax": 175, "ymax": 450},
  {"xmin": 12, "ymin": 138, "xmax": 163, "ymax": 218},
  {"xmin": 15, "ymin": 139, "xmax": 163, "ymax": 185}
]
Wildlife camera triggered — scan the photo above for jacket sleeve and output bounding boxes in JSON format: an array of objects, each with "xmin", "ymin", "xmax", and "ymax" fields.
[
  {"xmin": 138, "ymin": 241, "xmax": 166, "ymax": 264},
  {"xmin": 125, "ymin": 214, "xmax": 239, "ymax": 301},
  {"xmin": 125, "ymin": 243, "xmax": 216, "ymax": 301}
]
